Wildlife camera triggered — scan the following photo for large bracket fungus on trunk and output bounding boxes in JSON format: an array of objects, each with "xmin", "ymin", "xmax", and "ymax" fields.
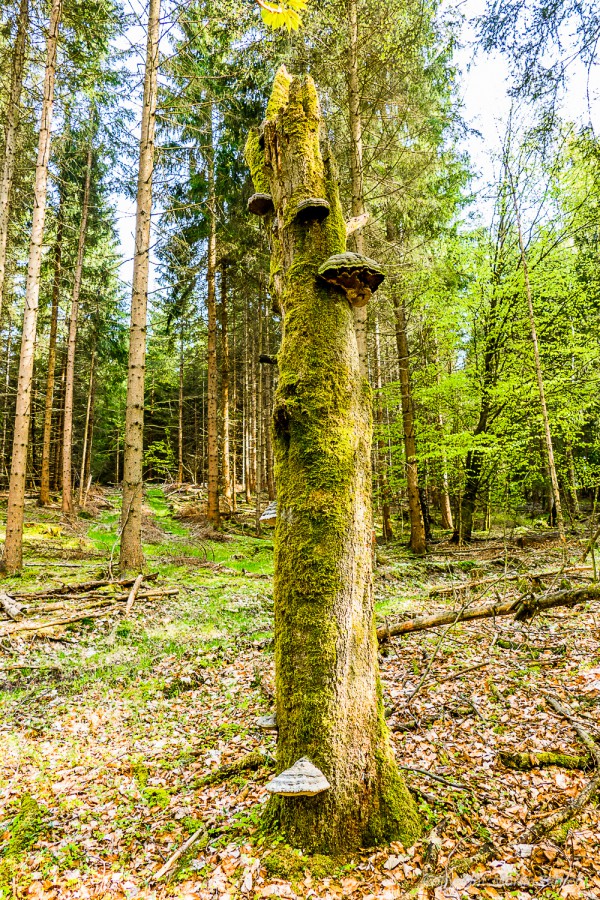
[
  {"xmin": 318, "ymin": 252, "xmax": 385, "ymax": 308},
  {"xmin": 244, "ymin": 66, "xmax": 420, "ymax": 854}
]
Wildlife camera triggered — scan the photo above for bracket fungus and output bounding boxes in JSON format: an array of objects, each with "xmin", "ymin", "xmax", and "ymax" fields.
[
  {"xmin": 293, "ymin": 197, "xmax": 330, "ymax": 224},
  {"xmin": 257, "ymin": 713, "xmax": 278, "ymax": 731},
  {"xmin": 259, "ymin": 500, "xmax": 277, "ymax": 525},
  {"xmin": 248, "ymin": 192, "xmax": 275, "ymax": 217},
  {"xmin": 265, "ymin": 757, "xmax": 331, "ymax": 797},
  {"xmin": 317, "ymin": 252, "xmax": 385, "ymax": 308}
]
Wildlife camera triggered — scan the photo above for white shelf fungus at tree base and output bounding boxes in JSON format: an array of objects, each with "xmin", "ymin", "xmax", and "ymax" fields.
[
  {"xmin": 265, "ymin": 757, "xmax": 331, "ymax": 797},
  {"xmin": 257, "ymin": 713, "xmax": 278, "ymax": 730},
  {"xmin": 317, "ymin": 252, "xmax": 385, "ymax": 307}
]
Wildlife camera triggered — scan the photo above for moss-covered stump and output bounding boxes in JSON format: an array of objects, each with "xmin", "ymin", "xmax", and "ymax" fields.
[{"xmin": 244, "ymin": 68, "xmax": 420, "ymax": 854}]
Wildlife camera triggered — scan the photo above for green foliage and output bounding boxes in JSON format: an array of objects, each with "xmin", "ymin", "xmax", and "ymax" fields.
[{"xmin": 258, "ymin": 0, "xmax": 307, "ymax": 31}]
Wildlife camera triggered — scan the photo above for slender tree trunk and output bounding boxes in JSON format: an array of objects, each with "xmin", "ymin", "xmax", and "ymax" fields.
[
  {"xmin": 264, "ymin": 312, "xmax": 276, "ymax": 502},
  {"xmin": 78, "ymin": 349, "xmax": 95, "ymax": 505},
  {"xmin": 566, "ymin": 441, "xmax": 580, "ymax": 518},
  {"xmin": 346, "ymin": 0, "xmax": 368, "ymax": 375},
  {"xmin": 119, "ymin": 0, "xmax": 160, "ymax": 570},
  {"xmin": 510, "ymin": 174, "xmax": 565, "ymax": 540},
  {"xmin": 177, "ymin": 318, "xmax": 184, "ymax": 482},
  {"xmin": 1, "ymin": 0, "xmax": 62, "ymax": 574},
  {"xmin": 374, "ymin": 316, "xmax": 393, "ymax": 540},
  {"xmin": 219, "ymin": 261, "xmax": 231, "ymax": 504},
  {"xmin": 246, "ymin": 68, "xmax": 419, "ymax": 854},
  {"xmin": 433, "ymin": 337, "xmax": 453, "ymax": 530},
  {"xmin": 206, "ymin": 113, "xmax": 220, "ymax": 527},
  {"xmin": 53, "ymin": 346, "xmax": 66, "ymax": 492},
  {"xmin": 393, "ymin": 296, "xmax": 426, "ymax": 554},
  {"xmin": 231, "ymin": 296, "xmax": 237, "ymax": 512},
  {"xmin": 255, "ymin": 297, "xmax": 263, "ymax": 535},
  {"xmin": 62, "ymin": 140, "xmax": 93, "ymax": 516},
  {"xmin": 1, "ymin": 317, "xmax": 13, "ymax": 480},
  {"xmin": 39, "ymin": 199, "xmax": 63, "ymax": 506},
  {"xmin": 0, "ymin": 0, "xmax": 29, "ymax": 314}
]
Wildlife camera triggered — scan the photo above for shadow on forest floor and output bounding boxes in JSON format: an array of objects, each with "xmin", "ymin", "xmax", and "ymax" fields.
[{"xmin": 0, "ymin": 489, "xmax": 599, "ymax": 899}]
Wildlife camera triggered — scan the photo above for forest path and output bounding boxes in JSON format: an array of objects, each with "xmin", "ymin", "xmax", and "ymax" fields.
[{"xmin": 0, "ymin": 490, "xmax": 598, "ymax": 899}]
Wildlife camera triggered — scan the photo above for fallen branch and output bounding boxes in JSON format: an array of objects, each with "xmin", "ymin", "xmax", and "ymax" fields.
[
  {"xmin": 13, "ymin": 572, "xmax": 159, "ymax": 599},
  {"xmin": 0, "ymin": 592, "xmax": 25, "ymax": 620},
  {"xmin": 377, "ymin": 584, "xmax": 600, "ymax": 642},
  {"xmin": 153, "ymin": 826, "xmax": 207, "ymax": 881},
  {"xmin": 125, "ymin": 574, "xmax": 144, "ymax": 617},
  {"xmin": 0, "ymin": 605, "xmax": 121, "ymax": 636},
  {"xmin": 520, "ymin": 697, "xmax": 600, "ymax": 843},
  {"xmin": 499, "ymin": 749, "xmax": 592, "ymax": 771}
]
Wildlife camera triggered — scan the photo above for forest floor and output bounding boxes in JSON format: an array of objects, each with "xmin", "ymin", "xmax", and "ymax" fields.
[{"xmin": 0, "ymin": 488, "xmax": 599, "ymax": 900}]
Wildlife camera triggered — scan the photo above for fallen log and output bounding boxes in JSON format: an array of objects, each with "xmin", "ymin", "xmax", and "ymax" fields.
[
  {"xmin": 377, "ymin": 584, "xmax": 600, "ymax": 642},
  {"xmin": 13, "ymin": 572, "xmax": 159, "ymax": 599},
  {"xmin": 499, "ymin": 750, "xmax": 592, "ymax": 771}
]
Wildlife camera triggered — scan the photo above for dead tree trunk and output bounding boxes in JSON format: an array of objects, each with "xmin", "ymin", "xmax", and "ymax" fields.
[
  {"xmin": 0, "ymin": 0, "xmax": 29, "ymax": 314},
  {"xmin": 177, "ymin": 318, "xmax": 184, "ymax": 483},
  {"xmin": 62, "ymin": 139, "xmax": 93, "ymax": 516},
  {"xmin": 119, "ymin": 0, "xmax": 160, "ymax": 570},
  {"xmin": 245, "ymin": 67, "xmax": 420, "ymax": 854},
  {"xmin": 1, "ymin": 0, "xmax": 62, "ymax": 574}
]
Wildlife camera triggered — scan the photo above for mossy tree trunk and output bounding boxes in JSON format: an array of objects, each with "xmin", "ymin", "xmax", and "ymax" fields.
[{"xmin": 245, "ymin": 68, "xmax": 420, "ymax": 855}]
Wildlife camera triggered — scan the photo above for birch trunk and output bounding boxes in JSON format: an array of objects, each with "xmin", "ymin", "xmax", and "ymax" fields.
[
  {"xmin": 62, "ymin": 141, "xmax": 93, "ymax": 516},
  {"xmin": 1, "ymin": 0, "xmax": 62, "ymax": 574},
  {"xmin": 0, "ymin": 0, "xmax": 29, "ymax": 314},
  {"xmin": 39, "ymin": 197, "xmax": 63, "ymax": 506},
  {"xmin": 119, "ymin": 0, "xmax": 160, "ymax": 570},
  {"xmin": 246, "ymin": 68, "xmax": 420, "ymax": 853},
  {"xmin": 206, "ymin": 112, "xmax": 220, "ymax": 527}
]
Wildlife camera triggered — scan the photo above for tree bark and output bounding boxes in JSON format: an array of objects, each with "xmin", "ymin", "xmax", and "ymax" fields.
[
  {"xmin": 177, "ymin": 318, "xmax": 184, "ymax": 482},
  {"xmin": 245, "ymin": 68, "xmax": 420, "ymax": 854},
  {"xmin": 254, "ymin": 296, "xmax": 263, "ymax": 535},
  {"xmin": 119, "ymin": 0, "xmax": 160, "ymax": 570},
  {"xmin": 62, "ymin": 139, "xmax": 93, "ymax": 516},
  {"xmin": 39, "ymin": 195, "xmax": 64, "ymax": 506},
  {"xmin": 219, "ymin": 260, "xmax": 231, "ymax": 504},
  {"xmin": 1, "ymin": 0, "xmax": 62, "ymax": 574},
  {"xmin": 206, "ymin": 111, "xmax": 220, "ymax": 527},
  {"xmin": 374, "ymin": 316, "xmax": 393, "ymax": 540},
  {"xmin": 346, "ymin": 0, "xmax": 368, "ymax": 375},
  {"xmin": 78, "ymin": 348, "xmax": 95, "ymax": 506},
  {"xmin": 264, "ymin": 311, "xmax": 276, "ymax": 502},
  {"xmin": 393, "ymin": 296, "xmax": 426, "ymax": 554},
  {"xmin": 0, "ymin": 0, "xmax": 29, "ymax": 315}
]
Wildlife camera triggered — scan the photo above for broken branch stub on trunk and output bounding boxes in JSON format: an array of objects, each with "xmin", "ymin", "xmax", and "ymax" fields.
[{"xmin": 244, "ymin": 67, "xmax": 419, "ymax": 853}]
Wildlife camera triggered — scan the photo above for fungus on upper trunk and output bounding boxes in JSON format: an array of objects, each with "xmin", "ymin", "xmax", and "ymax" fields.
[{"xmin": 318, "ymin": 251, "xmax": 385, "ymax": 307}]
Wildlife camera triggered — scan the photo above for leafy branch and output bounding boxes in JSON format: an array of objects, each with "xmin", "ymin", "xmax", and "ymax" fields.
[{"xmin": 255, "ymin": 0, "xmax": 307, "ymax": 30}]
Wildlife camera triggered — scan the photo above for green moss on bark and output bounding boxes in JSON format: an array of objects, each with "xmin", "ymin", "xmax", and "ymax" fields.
[{"xmin": 245, "ymin": 70, "xmax": 420, "ymax": 855}]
